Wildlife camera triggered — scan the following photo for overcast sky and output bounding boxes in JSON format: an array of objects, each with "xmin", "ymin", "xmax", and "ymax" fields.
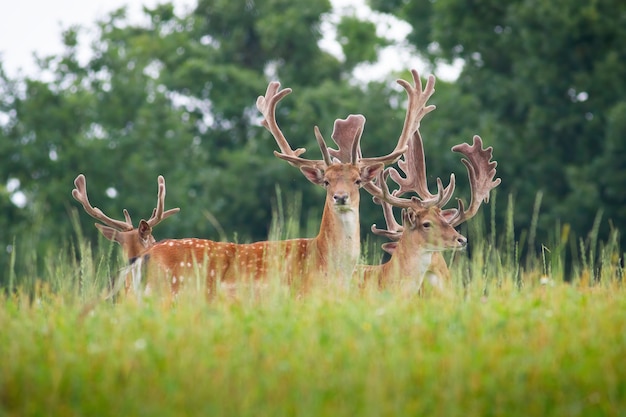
[
  {"xmin": 0, "ymin": 0, "xmax": 194, "ymax": 77},
  {"xmin": 0, "ymin": 0, "xmax": 459, "ymax": 81}
]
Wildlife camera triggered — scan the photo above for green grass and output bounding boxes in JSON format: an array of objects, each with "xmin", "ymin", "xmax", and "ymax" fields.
[
  {"xmin": 1, "ymin": 260, "xmax": 625, "ymax": 416},
  {"xmin": 1, "ymin": 200, "xmax": 625, "ymax": 417}
]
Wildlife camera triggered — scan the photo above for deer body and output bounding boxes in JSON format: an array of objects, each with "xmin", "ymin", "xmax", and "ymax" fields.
[
  {"xmin": 72, "ymin": 173, "xmax": 181, "ymax": 297},
  {"xmin": 136, "ymin": 163, "xmax": 379, "ymax": 294},
  {"xmin": 300, "ymin": 163, "xmax": 366, "ymax": 281},
  {"xmin": 138, "ymin": 237, "xmax": 322, "ymax": 294}
]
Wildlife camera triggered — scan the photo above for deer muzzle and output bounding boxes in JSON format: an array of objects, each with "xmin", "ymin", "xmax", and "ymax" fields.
[{"xmin": 333, "ymin": 192, "xmax": 349, "ymax": 206}]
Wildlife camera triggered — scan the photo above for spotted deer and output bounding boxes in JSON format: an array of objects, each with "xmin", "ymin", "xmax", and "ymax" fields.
[
  {"xmin": 359, "ymin": 130, "xmax": 500, "ymax": 293},
  {"xmin": 130, "ymin": 69, "xmax": 437, "ymax": 296},
  {"xmin": 72, "ymin": 174, "xmax": 180, "ymax": 261}
]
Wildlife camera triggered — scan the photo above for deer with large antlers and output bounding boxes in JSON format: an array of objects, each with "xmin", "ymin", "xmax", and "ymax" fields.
[
  {"xmin": 358, "ymin": 129, "xmax": 500, "ymax": 293},
  {"xmin": 128, "ymin": 70, "xmax": 437, "ymax": 296},
  {"xmin": 72, "ymin": 174, "xmax": 180, "ymax": 261}
]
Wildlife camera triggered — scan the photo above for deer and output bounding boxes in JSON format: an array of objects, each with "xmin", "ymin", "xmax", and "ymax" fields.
[
  {"xmin": 358, "ymin": 129, "xmax": 500, "ymax": 294},
  {"xmin": 72, "ymin": 174, "xmax": 180, "ymax": 262},
  {"xmin": 128, "ymin": 69, "xmax": 437, "ymax": 296}
]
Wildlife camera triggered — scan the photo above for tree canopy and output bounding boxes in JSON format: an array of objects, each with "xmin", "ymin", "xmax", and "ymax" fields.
[{"xmin": 371, "ymin": 0, "xmax": 626, "ymax": 249}]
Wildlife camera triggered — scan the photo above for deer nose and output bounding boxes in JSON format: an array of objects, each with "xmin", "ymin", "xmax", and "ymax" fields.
[
  {"xmin": 333, "ymin": 192, "xmax": 349, "ymax": 205},
  {"xmin": 457, "ymin": 236, "xmax": 468, "ymax": 247}
]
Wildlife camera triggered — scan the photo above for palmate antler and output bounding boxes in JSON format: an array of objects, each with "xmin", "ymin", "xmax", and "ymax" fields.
[
  {"xmin": 256, "ymin": 82, "xmax": 368, "ymax": 168},
  {"xmin": 389, "ymin": 69, "xmax": 437, "ymax": 161},
  {"xmin": 386, "ymin": 129, "xmax": 457, "ymax": 208},
  {"xmin": 367, "ymin": 129, "xmax": 500, "ymax": 242},
  {"xmin": 365, "ymin": 129, "xmax": 456, "ymax": 215},
  {"xmin": 446, "ymin": 136, "xmax": 501, "ymax": 227},
  {"xmin": 366, "ymin": 128, "xmax": 456, "ymax": 251},
  {"xmin": 327, "ymin": 69, "xmax": 437, "ymax": 166},
  {"xmin": 256, "ymin": 69, "xmax": 436, "ymax": 168}
]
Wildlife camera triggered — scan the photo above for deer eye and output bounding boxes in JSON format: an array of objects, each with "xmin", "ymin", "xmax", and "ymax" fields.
[
  {"xmin": 355, "ymin": 179, "xmax": 362, "ymax": 186},
  {"xmin": 422, "ymin": 221, "xmax": 432, "ymax": 229},
  {"xmin": 323, "ymin": 180, "xmax": 330, "ymax": 187}
]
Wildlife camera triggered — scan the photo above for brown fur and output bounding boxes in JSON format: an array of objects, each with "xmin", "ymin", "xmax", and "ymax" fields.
[
  {"xmin": 358, "ymin": 206, "xmax": 466, "ymax": 292},
  {"xmin": 134, "ymin": 163, "xmax": 383, "ymax": 295},
  {"xmin": 95, "ymin": 219, "xmax": 154, "ymax": 260}
]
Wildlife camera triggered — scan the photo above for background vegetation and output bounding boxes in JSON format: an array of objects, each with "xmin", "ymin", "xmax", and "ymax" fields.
[{"xmin": 1, "ymin": 0, "xmax": 625, "ymax": 281}]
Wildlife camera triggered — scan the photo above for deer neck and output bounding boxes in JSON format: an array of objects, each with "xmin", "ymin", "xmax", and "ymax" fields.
[
  {"xmin": 314, "ymin": 200, "xmax": 361, "ymax": 278},
  {"xmin": 383, "ymin": 237, "xmax": 433, "ymax": 287}
]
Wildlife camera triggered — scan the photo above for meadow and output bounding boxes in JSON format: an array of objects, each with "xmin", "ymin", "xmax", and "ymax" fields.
[{"xmin": 1, "ymin": 205, "xmax": 625, "ymax": 417}]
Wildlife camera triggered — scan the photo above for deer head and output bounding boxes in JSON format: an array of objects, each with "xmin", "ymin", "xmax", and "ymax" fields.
[
  {"xmin": 366, "ymin": 129, "xmax": 500, "ymax": 254},
  {"xmin": 368, "ymin": 167, "xmax": 467, "ymax": 255},
  {"xmin": 72, "ymin": 174, "xmax": 180, "ymax": 260},
  {"xmin": 255, "ymin": 69, "xmax": 437, "ymax": 216}
]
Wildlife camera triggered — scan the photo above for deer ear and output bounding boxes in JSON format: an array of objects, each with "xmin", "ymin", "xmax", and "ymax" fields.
[
  {"xmin": 359, "ymin": 163, "xmax": 384, "ymax": 184},
  {"xmin": 95, "ymin": 223, "xmax": 122, "ymax": 245},
  {"xmin": 441, "ymin": 208, "xmax": 458, "ymax": 223},
  {"xmin": 300, "ymin": 166, "xmax": 325, "ymax": 185},
  {"xmin": 138, "ymin": 220, "xmax": 153, "ymax": 245},
  {"xmin": 381, "ymin": 242, "xmax": 398, "ymax": 255}
]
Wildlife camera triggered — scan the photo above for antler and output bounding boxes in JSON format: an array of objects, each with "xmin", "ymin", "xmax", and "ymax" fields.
[
  {"xmin": 393, "ymin": 69, "xmax": 437, "ymax": 159},
  {"xmin": 146, "ymin": 175, "xmax": 181, "ymax": 227},
  {"xmin": 256, "ymin": 81, "xmax": 326, "ymax": 168},
  {"xmin": 257, "ymin": 69, "xmax": 436, "ymax": 169},
  {"xmin": 72, "ymin": 174, "xmax": 180, "ymax": 231},
  {"xmin": 388, "ymin": 129, "xmax": 456, "ymax": 207},
  {"xmin": 72, "ymin": 174, "xmax": 134, "ymax": 231},
  {"xmin": 257, "ymin": 81, "xmax": 367, "ymax": 168},
  {"xmin": 446, "ymin": 135, "xmax": 501, "ymax": 227},
  {"xmin": 337, "ymin": 69, "xmax": 437, "ymax": 167},
  {"xmin": 325, "ymin": 114, "xmax": 366, "ymax": 165},
  {"xmin": 364, "ymin": 129, "xmax": 456, "ymax": 211},
  {"xmin": 370, "ymin": 171, "xmax": 405, "ymax": 240}
]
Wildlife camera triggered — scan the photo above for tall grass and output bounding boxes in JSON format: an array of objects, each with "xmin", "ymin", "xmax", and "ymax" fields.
[{"xmin": 1, "ymin": 194, "xmax": 624, "ymax": 416}]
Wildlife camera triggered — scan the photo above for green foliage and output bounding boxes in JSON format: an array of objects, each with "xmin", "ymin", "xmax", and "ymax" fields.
[
  {"xmin": 370, "ymin": 0, "xmax": 626, "ymax": 252},
  {"xmin": 336, "ymin": 16, "xmax": 386, "ymax": 68}
]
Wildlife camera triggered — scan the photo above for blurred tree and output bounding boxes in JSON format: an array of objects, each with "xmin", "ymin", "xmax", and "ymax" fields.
[{"xmin": 370, "ymin": 0, "xmax": 626, "ymax": 250}]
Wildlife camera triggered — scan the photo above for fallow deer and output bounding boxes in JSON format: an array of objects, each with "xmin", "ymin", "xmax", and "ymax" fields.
[
  {"xmin": 72, "ymin": 174, "xmax": 180, "ymax": 261},
  {"xmin": 130, "ymin": 69, "xmax": 437, "ymax": 296},
  {"xmin": 359, "ymin": 130, "xmax": 500, "ymax": 293}
]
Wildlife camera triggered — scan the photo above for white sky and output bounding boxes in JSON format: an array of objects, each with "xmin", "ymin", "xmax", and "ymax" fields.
[
  {"xmin": 0, "ymin": 0, "xmax": 461, "ymax": 81},
  {"xmin": 0, "ymin": 0, "xmax": 194, "ymax": 77}
]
